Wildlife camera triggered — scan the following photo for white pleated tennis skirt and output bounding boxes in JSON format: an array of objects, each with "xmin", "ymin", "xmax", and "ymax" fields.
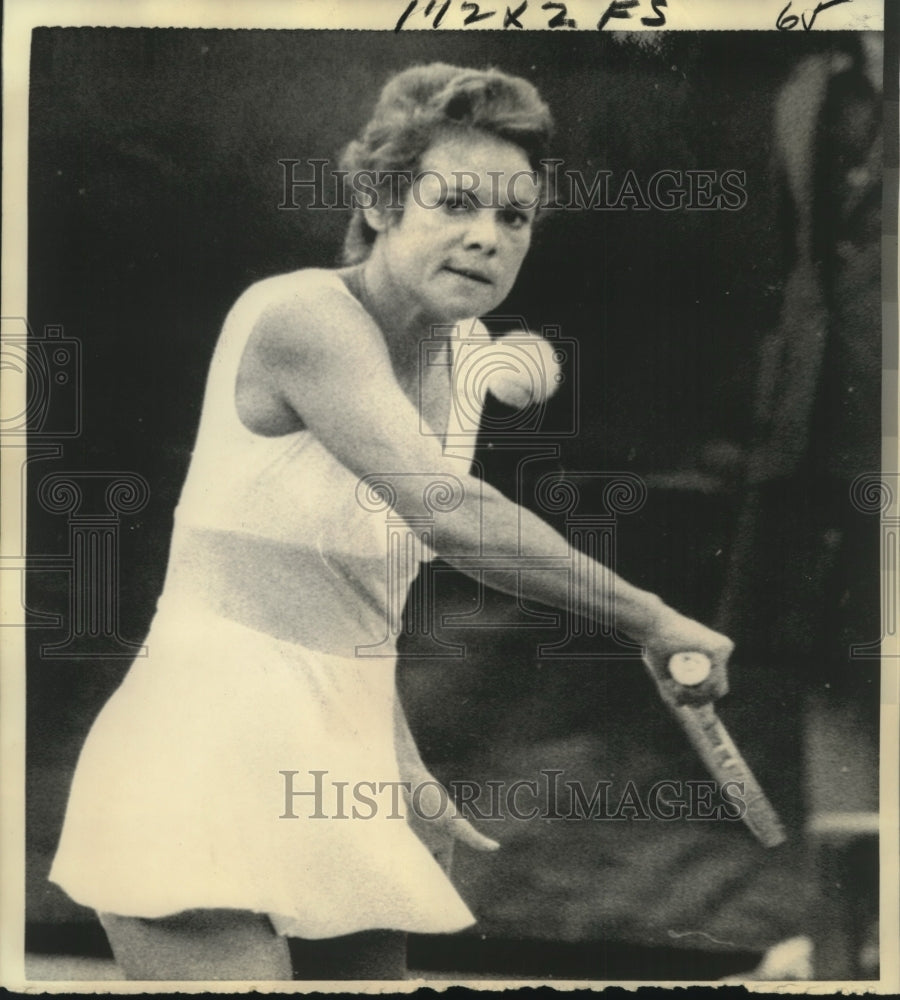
[{"xmin": 49, "ymin": 598, "xmax": 475, "ymax": 939}]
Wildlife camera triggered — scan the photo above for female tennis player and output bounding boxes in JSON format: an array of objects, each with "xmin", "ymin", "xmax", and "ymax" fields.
[{"xmin": 49, "ymin": 63, "xmax": 733, "ymax": 981}]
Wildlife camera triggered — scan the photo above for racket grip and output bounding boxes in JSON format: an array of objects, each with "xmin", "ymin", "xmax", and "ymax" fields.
[{"xmin": 668, "ymin": 651, "xmax": 712, "ymax": 686}]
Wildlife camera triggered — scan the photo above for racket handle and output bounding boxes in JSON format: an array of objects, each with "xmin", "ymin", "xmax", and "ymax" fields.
[{"xmin": 668, "ymin": 651, "xmax": 712, "ymax": 686}]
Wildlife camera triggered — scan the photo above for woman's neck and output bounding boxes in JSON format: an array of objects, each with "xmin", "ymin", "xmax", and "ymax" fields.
[
  {"xmin": 340, "ymin": 255, "xmax": 453, "ymax": 416},
  {"xmin": 350, "ymin": 251, "xmax": 445, "ymax": 356}
]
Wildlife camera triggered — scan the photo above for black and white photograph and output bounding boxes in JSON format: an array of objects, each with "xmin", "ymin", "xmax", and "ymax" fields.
[{"xmin": 1, "ymin": 0, "xmax": 897, "ymax": 990}]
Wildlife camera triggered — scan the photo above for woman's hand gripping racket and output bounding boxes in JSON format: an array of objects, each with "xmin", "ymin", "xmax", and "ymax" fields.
[{"xmin": 649, "ymin": 651, "xmax": 787, "ymax": 848}]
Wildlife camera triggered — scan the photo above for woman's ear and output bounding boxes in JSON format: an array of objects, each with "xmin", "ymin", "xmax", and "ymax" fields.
[{"xmin": 362, "ymin": 204, "xmax": 389, "ymax": 234}]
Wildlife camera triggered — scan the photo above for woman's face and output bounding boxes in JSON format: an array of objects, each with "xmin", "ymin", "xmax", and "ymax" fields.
[{"xmin": 370, "ymin": 129, "xmax": 539, "ymax": 323}]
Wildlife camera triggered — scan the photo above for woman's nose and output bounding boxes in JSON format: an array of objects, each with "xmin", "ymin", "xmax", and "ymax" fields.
[{"xmin": 462, "ymin": 211, "xmax": 498, "ymax": 252}]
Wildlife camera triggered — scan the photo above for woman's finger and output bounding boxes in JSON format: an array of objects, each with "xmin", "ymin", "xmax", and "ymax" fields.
[{"xmin": 449, "ymin": 816, "xmax": 501, "ymax": 852}]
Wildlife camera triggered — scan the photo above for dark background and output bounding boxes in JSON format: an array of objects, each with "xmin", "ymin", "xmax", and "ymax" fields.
[{"xmin": 25, "ymin": 27, "xmax": 885, "ymax": 978}]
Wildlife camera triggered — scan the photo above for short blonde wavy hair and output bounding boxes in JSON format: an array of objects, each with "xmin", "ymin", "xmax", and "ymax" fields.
[{"xmin": 338, "ymin": 63, "xmax": 554, "ymax": 264}]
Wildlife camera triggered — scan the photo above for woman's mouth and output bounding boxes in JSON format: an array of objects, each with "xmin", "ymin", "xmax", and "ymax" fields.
[{"xmin": 443, "ymin": 265, "xmax": 493, "ymax": 285}]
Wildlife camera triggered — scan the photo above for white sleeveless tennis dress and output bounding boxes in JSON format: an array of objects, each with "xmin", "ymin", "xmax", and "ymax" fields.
[{"xmin": 49, "ymin": 269, "xmax": 483, "ymax": 939}]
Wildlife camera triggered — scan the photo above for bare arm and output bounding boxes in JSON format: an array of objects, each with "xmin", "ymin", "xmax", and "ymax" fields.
[
  {"xmin": 393, "ymin": 686, "xmax": 499, "ymax": 862},
  {"xmin": 250, "ymin": 273, "xmax": 733, "ymax": 690},
  {"xmin": 393, "ymin": 688, "xmax": 428, "ymax": 781}
]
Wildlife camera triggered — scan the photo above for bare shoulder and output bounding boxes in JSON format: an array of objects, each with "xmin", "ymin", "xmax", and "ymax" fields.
[
  {"xmin": 234, "ymin": 269, "xmax": 394, "ymax": 435},
  {"xmin": 247, "ymin": 267, "xmax": 348, "ymax": 318},
  {"xmin": 240, "ymin": 268, "xmax": 386, "ymax": 368}
]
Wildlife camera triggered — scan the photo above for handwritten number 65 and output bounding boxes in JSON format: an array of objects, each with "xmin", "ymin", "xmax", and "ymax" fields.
[{"xmin": 776, "ymin": 0, "xmax": 852, "ymax": 31}]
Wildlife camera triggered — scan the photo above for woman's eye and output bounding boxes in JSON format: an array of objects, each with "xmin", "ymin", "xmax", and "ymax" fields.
[{"xmin": 501, "ymin": 208, "xmax": 530, "ymax": 230}]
